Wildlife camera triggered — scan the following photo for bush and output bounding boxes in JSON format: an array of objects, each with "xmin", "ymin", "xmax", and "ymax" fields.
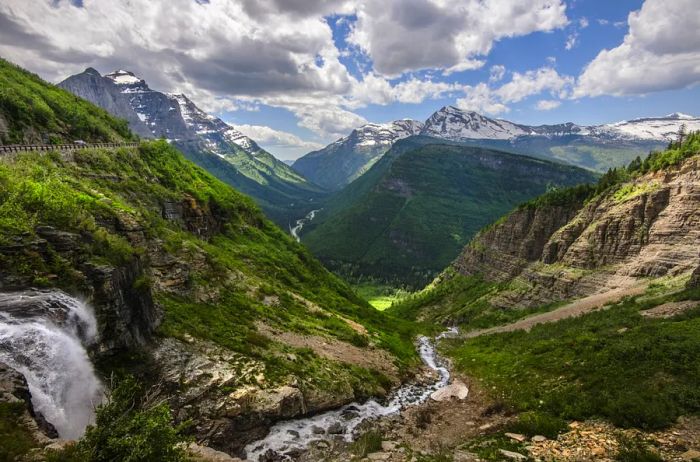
[
  {"xmin": 49, "ymin": 377, "xmax": 188, "ymax": 462},
  {"xmin": 0, "ymin": 402, "xmax": 36, "ymax": 462},
  {"xmin": 350, "ymin": 430, "xmax": 383, "ymax": 458},
  {"xmin": 507, "ymin": 411, "xmax": 567, "ymax": 439},
  {"xmin": 615, "ymin": 435, "xmax": 662, "ymax": 462}
]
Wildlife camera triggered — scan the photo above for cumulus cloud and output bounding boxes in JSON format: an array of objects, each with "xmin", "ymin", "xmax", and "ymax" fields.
[
  {"xmin": 0, "ymin": 0, "xmax": 575, "ymax": 142},
  {"xmin": 348, "ymin": 74, "xmax": 460, "ymax": 106},
  {"xmin": 535, "ymin": 99, "xmax": 561, "ymax": 110},
  {"xmin": 235, "ymin": 124, "xmax": 321, "ymax": 149},
  {"xmin": 348, "ymin": 0, "xmax": 568, "ymax": 76},
  {"xmin": 455, "ymin": 66, "xmax": 573, "ymax": 115},
  {"xmin": 496, "ymin": 67, "xmax": 573, "ymax": 102},
  {"xmin": 455, "ymin": 83, "xmax": 509, "ymax": 115},
  {"xmin": 575, "ymin": 0, "xmax": 700, "ymax": 97}
]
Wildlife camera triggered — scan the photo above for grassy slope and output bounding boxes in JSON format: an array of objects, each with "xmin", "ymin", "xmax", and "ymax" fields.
[
  {"xmin": 391, "ymin": 134, "xmax": 700, "ymax": 433},
  {"xmin": 0, "ymin": 61, "xmax": 420, "ymax": 411},
  {"xmin": 0, "ymin": 58, "xmax": 134, "ymax": 144},
  {"xmin": 453, "ymin": 136, "xmax": 665, "ymax": 173},
  {"xmin": 175, "ymin": 140, "xmax": 327, "ymax": 226},
  {"xmin": 292, "ymin": 140, "xmax": 389, "ymax": 191},
  {"xmin": 303, "ymin": 141, "xmax": 597, "ymax": 288}
]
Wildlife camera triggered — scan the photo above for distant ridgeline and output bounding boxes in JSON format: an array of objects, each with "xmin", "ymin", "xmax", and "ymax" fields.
[
  {"xmin": 301, "ymin": 136, "xmax": 598, "ymax": 288},
  {"xmin": 58, "ymin": 67, "xmax": 326, "ymax": 226},
  {"xmin": 291, "ymin": 105, "xmax": 697, "ymax": 191}
]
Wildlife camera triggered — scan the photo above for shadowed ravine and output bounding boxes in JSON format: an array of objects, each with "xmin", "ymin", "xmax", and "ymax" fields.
[
  {"xmin": 0, "ymin": 290, "xmax": 103, "ymax": 439},
  {"xmin": 245, "ymin": 328, "xmax": 458, "ymax": 461}
]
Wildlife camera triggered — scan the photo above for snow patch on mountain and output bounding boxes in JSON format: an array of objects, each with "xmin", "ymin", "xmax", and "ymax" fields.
[
  {"xmin": 334, "ymin": 119, "xmax": 424, "ymax": 149},
  {"xmin": 421, "ymin": 106, "xmax": 698, "ymax": 143},
  {"xmin": 421, "ymin": 106, "xmax": 529, "ymax": 140}
]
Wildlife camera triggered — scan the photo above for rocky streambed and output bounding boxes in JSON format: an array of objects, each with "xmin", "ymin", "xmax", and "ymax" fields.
[{"xmin": 244, "ymin": 328, "xmax": 459, "ymax": 461}]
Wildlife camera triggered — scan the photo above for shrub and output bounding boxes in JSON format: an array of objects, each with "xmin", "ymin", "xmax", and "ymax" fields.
[
  {"xmin": 507, "ymin": 411, "xmax": 567, "ymax": 439},
  {"xmin": 615, "ymin": 435, "xmax": 662, "ymax": 462},
  {"xmin": 349, "ymin": 430, "xmax": 382, "ymax": 458},
  {"xmin": 49, "ymin": 377, "xmax": 188, "ymax": 462}
]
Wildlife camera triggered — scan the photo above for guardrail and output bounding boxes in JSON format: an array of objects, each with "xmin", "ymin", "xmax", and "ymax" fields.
[{"xmin": 0, "ymin": 142, "xmax": 140, "ymax": 154}]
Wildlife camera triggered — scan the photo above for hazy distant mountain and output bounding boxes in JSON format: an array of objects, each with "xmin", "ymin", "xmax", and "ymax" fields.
[
  {"xmin": 59, "ymin": 69, "xmax": 325, "ymax": 225},
  {"xmin": 292, "ymin": 119, "xmax": 423, "ymax": 190},
  {"xmin": 297, "ymin": 106, "xmax": 698, "ymax": 179},
  {"xmin": 423, "ymin": 105, "xmax": 700, "ymax": 143}
]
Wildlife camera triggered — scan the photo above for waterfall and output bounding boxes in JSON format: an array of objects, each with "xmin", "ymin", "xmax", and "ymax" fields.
[{"xmin": 0, "ymin": 290, "xmax": 104, "ymax": 439}]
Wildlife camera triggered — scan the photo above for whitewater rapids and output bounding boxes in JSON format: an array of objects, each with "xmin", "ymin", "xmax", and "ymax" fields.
[
  {"xmin": 245, "ymin": 327, "xmax": 458, "ymax": 461},
  {"xmin": 0, "ymin": 290, "xmax": 103, "ymax": 439}
]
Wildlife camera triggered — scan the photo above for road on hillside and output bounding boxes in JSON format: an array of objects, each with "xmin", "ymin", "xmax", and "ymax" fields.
[
  {"xmin": 0, "ymin": 142, "xmax": 139, "ymax": 154},
  {"xmin": 463, "ymin": 283, "xmax": 649, "ymax": 339}
]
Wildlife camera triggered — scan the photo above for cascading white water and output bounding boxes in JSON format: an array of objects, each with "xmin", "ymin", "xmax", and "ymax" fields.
[
  {"xmin": 245, "ymin": 329, "xmax": 457, "ymax": 461},
  {"xmin": 0, "ymin": 290, "xmax": 104, "ymax": 439}
]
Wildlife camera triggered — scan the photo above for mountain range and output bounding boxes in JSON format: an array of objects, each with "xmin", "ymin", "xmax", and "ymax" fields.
[
  {"xmin": 301, "ymin": 137, "xmax": 598, "ymax": 287},
  {"xmin": 59, "ymin": 68, "xmax": 325, "ymax": 225},
  {"xmin": 293, "ymin": 106, "xmax": 699, "ymax": 190}
]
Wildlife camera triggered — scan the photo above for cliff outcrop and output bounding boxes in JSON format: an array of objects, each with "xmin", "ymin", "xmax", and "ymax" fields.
[{"xmin": 451, "ymin": 155, "xmax": 700, "ymax": 308}]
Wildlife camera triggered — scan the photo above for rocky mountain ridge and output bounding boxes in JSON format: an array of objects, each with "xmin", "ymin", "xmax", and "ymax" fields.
[
  {"xmin": 421, "ymin": 106, "xmax": 700, "ymax": 143},
  {"xmin": 292, "ymin": 119, "xmax": 424, "ymax": 190},
  {"xmin": 59, "ymin": 68, "xmax": 323, "ymax": 226},
  {"xmin": 295, "ymin": 107, "xmax": 697, "ymax": 187}
]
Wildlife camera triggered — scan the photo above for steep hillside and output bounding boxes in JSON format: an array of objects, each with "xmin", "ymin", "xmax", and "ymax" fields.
[
  {"xmin": 0, "ymin": 59, "xmax": 134, "ymax": 144},
  {"xmin": 59, "ymin": 68, "xmax": 325, "ymax": 226},
  {"xmin": 0, "ymin": 62, "xmax": 419, "ymax": 456},
  {"xmin": 389, "ymin": 135, "xmax": 700, "ymax": 446},
  {"xmin": 394, "ymin": 132, "xmax": 700, "ymax": 326},
  {"xmin": 302, "ymin": 139, "xmax": 597, "ymax": 287},
  {"xmin": 293, "ymin": 119, "xmax": 423, "ymax": 190},
  {"xmin": 293, "ymin": 106, "xmax": 689, "ymax": 185}
]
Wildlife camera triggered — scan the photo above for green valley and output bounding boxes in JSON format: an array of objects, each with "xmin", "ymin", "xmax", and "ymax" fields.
[{"xmin": 302, "ymin": 139, "xmax": 598, "ymax": 288}]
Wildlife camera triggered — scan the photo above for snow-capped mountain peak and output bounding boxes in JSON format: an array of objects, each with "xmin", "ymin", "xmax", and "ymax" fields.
[
  {"xmin": 104, "ymin": 69, "xmax": 143, "ymax": 86},
  {"xmin": 420, "ymin": 106, "xmax": 698, "ymax": 143},
  {"xmin": 342, "ymin": 119, "xmax": 424, "ymax": 147},
  {"xmin": 421, "ymin": 106, "xmax": 529, "ymax": 140}
]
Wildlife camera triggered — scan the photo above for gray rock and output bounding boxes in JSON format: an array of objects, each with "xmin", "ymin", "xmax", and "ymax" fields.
[
  {"xmin": 499, "ymin": 449, "xmax": 527, "ymax": 461},
  {"xmin": 327, "ymin": 422, "xmax": 345, "ymax": 435}
]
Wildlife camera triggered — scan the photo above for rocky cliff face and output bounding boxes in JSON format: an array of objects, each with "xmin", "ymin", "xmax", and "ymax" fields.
[
  {"xmin": 58, "ymin": 68, "xmax": 153, "ymax": 138},
  {"xmin": 452, "ymin": 155, "xmax": 700, "ymax": 308}
]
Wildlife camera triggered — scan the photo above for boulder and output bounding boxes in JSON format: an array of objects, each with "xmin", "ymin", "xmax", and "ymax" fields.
[{"xmin": 430, "ymin": 380, "xmax": 469, "ymax": 401}]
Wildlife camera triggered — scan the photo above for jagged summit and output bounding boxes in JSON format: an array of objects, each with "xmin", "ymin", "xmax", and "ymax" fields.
[
  {"xmin": 293, "ymin": 118, "xmax": 423, "ymax": 190},
  {"xmin": 421, "ymin": 105, "xmax": 529, "ymax": 140}
]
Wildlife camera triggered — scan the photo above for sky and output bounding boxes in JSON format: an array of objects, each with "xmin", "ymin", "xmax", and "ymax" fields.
[{"xmin": 0, "ymin": 0, "xmax": 698, "ymax": 160}]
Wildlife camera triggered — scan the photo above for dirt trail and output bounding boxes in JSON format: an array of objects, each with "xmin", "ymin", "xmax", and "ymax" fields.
[{"xmin": 464, "ymin": 282, "xmax": 649, "ymax": 339}]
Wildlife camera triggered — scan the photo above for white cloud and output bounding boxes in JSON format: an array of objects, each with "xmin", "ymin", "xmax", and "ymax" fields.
[
  {"xmin": 496, "ymin": 67, "xmax": 573, "ymax": 103},
  {"xmin": 235, "ymin": 124, "xmax": 323, "ymax": 150},
  {"xmin": 535, "ymin": 99, "xmax": 561, "ymax": 110},
  {"xmin": 455, "ymin": 83, "xmax": 509, "ymax": 115},
  {"xmin": 579, "ymin": 17, "xmax": 589, "ymax": 28},
  {"xmin": 348, "ymin": 74, "xmax": 460, "ymax": 106},
  {"xmin": 0, "ymin": 0, "xmax": 574, "ymax": 141},
  {"xmin": 455, "ymin": 66, "xmax": 573, "ymax": 115},
  {"xmin": 565, "ymin": 33, "xmax": 578, "ymax": 50},
  {"xmin": 489, "ymin": 64, "xmax": 506, "ymax": 82},
  {"xmin": 575, "ymin": 0, "xmax": 700, "ymax": 97},
  {"xmin": 348, "ymin": 0, "xmax": 568, "ymax": 77}
]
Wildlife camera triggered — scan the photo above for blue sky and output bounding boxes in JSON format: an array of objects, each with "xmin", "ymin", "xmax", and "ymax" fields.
[{"xmin": 0, "ymin": 0, "xmax": 698, "ymax": 159}]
